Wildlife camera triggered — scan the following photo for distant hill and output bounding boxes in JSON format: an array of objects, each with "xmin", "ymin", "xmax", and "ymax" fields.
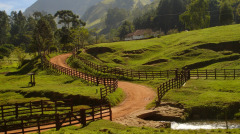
[
  {"xmin": 23, "ymin": 0, "xmax": 102, "ymax": 17},
  {"xmin": 82, "ymin": 0, "xmax": 153, "ymax": 29}
]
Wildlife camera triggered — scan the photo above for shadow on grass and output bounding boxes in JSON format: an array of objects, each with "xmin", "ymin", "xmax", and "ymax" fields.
[{"xmin": 6, "ymin": 56, "xmax": 41, "ymax": 76}]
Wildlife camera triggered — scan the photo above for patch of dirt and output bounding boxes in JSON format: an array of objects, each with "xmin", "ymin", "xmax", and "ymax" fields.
[
  {"xmin": 123, "ymin": 49, "xmax": 148, "ymax": 54},
  {"xmin": 143, "ymin": 59, "xmax": 168, "ymax": 65},
  {"xmin": 114, "ymin": 102, "xmax": 184, "ymax": 128},
  {"xmin": 196, "ymin": 41, "xmax": 240, "ymax": 53},
  {"xmin": 86, "ymin": 47, "xmax": 115, "ymax": 57}
]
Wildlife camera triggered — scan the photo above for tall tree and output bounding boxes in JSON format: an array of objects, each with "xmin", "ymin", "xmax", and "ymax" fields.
[
  {"xmin": 118, "ymin": 21, "xmax": 134, "ymax": 40},
  {"xmin": 220, "ymin": 0, "xmax": 234, "ymax": 25},
  {"xmin": 0, "ymin": 11, "xmax": 10, "ymax": 45},
  {"xmin": 180, "ymin": 0, "xmax": 210, "ymax": 30},
  {"xmin": 54, "ymin": 10, "xmax": 82, "ymax": 29},
  {"xmin": 9, "ymin": 11, "xmax": 27, "ymax": 46},
  {"xmin": 33, "ymin": 18, "xmax": 53, "ymax": 55},
  {"xmin": 155, "ymin": 0, "xmax": 186, "ymax": 32},
  {"xmin": 71, "ymin": 27, "xmax": 89, "ymax": 49}
]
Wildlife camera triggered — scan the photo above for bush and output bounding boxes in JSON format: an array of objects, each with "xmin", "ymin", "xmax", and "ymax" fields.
[
  {"xmin": 167, "ymin": 29, "xmax": 179, "ymax": 35},
  {"xmin": 0, "ymin": 46, "xmax": 11, "ymax": 57}
]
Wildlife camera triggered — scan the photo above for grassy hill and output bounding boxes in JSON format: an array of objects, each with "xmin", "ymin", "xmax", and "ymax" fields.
[{"xmin": 82, "ymin": 24, "xmax": 240, "ymax": 71}]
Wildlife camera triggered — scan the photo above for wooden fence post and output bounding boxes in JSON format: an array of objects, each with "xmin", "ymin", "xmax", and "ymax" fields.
[
  {"xmin": 92, "ymin": 106, "xmax": 95, "ymax": 121},
  {"xmin": 55, "ymin": 114, "xmax": 60, "ymax": 131},
  {"xmin": 1, "ymin": 105, "xmax": 4, "ymax": 120},
  {"xmin": 206, "ymin": 69, "xmax": 208, "ymax": 79},
  {"xmin": 80, "ymin": 109, "xmax": 86, "ymax": 126},
  {"xmin": 21, "ymin": 118, "xmax": 24, "ymax": 134},
  {"xmin": 215, "ymin": 68, "xmax": 217, "ymax": 80},
  {"xmin": 30, "ymin": 101, "xmax": 32, "ymax": 116},
  {"xmin": 100, "ymin": 105, "xmax": 103, "ymax": 119},
  {"xmin": 234, "ymin": 69, "xmax": 236, "ymax": 80},
  {"xmin": 15, "ymin": 104, "xmax": 18, "ymax": 118},
  {"xmin": 41, "ymin": 100, "xmax": 44, "ymax": 115},
  {"xmin": 55, "ymin": 101, "xmax": 58, "ymax": 114},
  {"xmin": 109, "ymin": 104, "xmax": 112, "ymax": 121},
  {"xmin": 4, "ymin": 119, "xmax": 7, "ymax": 134},
  {"xmin": 224, "ymin": 69, "xmax": 226, "ymax": 80},
  {"xmin": 37, "ymin": 116, "xmax": 41, "ymax": 134}
]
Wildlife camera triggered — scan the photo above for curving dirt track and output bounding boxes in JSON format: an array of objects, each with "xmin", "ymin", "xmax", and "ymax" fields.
[
  {"xmin": 1, "ymin": 54, "xmax": 156, "ymax": 134},
  {"xmin": 50, "ymin": 53, "xmax": 156, "ymax": 120}
]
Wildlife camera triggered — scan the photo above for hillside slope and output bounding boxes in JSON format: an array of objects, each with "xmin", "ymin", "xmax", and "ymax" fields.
[
  {"xmin": 81, "ymin": 24, "xmax": 240, "ymax": 70},
  {"xmin": 24, "ymin": 0, "xmax": 102, "ymax": 16},
  {"xmin": 82, "ymin": 0, "xmax": 153, "ymax": 29}
]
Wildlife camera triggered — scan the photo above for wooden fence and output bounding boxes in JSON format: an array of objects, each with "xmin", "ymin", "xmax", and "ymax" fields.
[
  {"xmin": 0, "ymin": 100, "xmax": 73, "ymax": 120},
  {"xmin": 77, "ymin": 56, "xmax": 176, "ymax": 80},
  {"xmin": 42, "ymin": 56, "xmax": 118, "ymax": 100},
  {"xmin": 190, "ymin": 69, "xmax": 240, "ymax": 79},
  {"xmin": 0, "ymin": 101, "xmax": 112, "ymax": 134},
  {"xmin": 157, "ymin": 70, "xmax": 190, "ymax": 105}
]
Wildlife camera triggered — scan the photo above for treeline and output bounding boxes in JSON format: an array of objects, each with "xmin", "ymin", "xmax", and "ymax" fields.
[
  {"xmin": 0, "ymin": 10, "xmax": 98, "ymax": 62},
  {"xmin": 112, "ymin": 0, "xmax": 240, "ymax": 39}
]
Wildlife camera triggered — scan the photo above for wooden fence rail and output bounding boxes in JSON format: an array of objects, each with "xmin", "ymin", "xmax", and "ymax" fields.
[
  {"xmin": 157, "ymin": 70, "xmax": 190, "ymax": 105},
  {"xmin": 77, "ymin": 56, "xmax": 177, "ymax": 80},
  {"xmin": 42, "ymin": 56, "xmax": 118, "ymax": 100},
  {"xmin": 190, "ymin": 69, "xmax": 240, "ymax": 79},
  {"xmin": 0, "ymin": 101, "xmax": 112, "ymax": 134},
  {"xmin": 0, "ymin": 99, "xmax": 73, "ymax": 120}
]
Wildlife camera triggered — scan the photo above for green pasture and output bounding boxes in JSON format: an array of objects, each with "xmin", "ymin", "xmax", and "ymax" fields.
[{"xmin": 81, "ymin": 24, "xmax": 240, "ymax": 71}]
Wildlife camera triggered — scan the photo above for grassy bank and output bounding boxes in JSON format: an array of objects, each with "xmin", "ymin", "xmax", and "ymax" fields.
[
  {"xmin": 163, "ymin": 79, "xmax": 240, "ymax": 120},
  {"xmin": 40, "ymin": 120, "xmax": 240, "ymax": 134}
]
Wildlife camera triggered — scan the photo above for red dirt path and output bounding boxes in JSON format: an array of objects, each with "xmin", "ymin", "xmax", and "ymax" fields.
[{"xmin": 50, "ymin": 53, "xmax": 156, "ymax": 120}]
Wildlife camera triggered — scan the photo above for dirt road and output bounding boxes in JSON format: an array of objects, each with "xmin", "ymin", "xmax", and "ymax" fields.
[{"xmin": 50, "ymin": 53, "xmax": 156, "ymax": 120}]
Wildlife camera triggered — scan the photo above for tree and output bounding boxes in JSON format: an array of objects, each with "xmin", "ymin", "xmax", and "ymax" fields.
[
  {"xmin": 0, "ymin": 11, "xmax": 10, "ymax": 45},
  {"xmin": 209, "ymin": 0, "xmax": 220, "ymax": 27},
  {"xmin": 118, "ymin": 21, "xmax": 134, "ymax": 40},
  {"xmin": 9, "ymin": 11, "xmax": 27, "ymax": 46},
  {"xmin": 54, "ymin": 10, "xmax": 83, "ymax": 29},
  {"xmin": 155, "ymin": 0, "xmax": 186, "ymax": 32},
  {"xmin": 180, "ymin": 0, "xmax": 210, "ymax": 30},
  {"xmin": 13, "ymin": 47, "xmax": 26, "ymax": 67},
  {"xmin": 71, "ymin": 27, "xmax": 89, "ymax": 49},
  {"xmin": 33, "ymin": 18, "xmax": 53, "ymax": 55},
  {"xmin": 220, "ymin": 0, "xmax": 234, "ymax": 25}
]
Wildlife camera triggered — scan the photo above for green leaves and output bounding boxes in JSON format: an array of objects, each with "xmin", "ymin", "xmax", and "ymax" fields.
[{"xmin": 180, "ymin": 0, "xmax": 210, "ymax": 30}]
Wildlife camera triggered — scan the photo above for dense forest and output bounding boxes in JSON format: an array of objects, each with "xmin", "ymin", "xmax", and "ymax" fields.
[{"xmin": 1, "ymin": 0, "xmax": 240, "ymax": 61}]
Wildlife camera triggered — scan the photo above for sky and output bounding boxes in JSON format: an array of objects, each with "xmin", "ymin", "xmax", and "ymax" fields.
[{"xmin": 0, "ymin": 0, "xmax": 37, "ymax": 14}]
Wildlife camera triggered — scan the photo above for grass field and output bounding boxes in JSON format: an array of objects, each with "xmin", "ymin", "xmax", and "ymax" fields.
[
  {"xmin": 163, "ymin": 79, "xmax": 240, "ymax": 119},
  {"xmin": 40, "ymin": 120, "xmax": 240, "ymax": 134},
  {"xmin": 81, "ymin": 24, "xmax": 240, "ymax": 71}
]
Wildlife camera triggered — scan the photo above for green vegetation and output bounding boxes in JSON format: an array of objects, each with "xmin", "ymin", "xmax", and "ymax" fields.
[
  {"xmin": 40, "ymin": 120, "xmax": 240, "ymax": 134},
  {"xmin": 81, "ymin": 24, "xmax": 240, "ymax": 71},
  {"xmin": 163, "ymin": 79, "xmax": 240, "ymax": 119}
]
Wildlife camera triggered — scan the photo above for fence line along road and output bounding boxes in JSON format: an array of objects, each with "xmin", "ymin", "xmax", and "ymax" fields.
[
  {"xmin": 76, "ymin": 56, "xmax": 177, "ymax": 80},
  {"xmin": 157, "ymin": 70, "xmax": 191, "ymax": 105},
  {"xmin": 190, "ymin": 69, "xmax": 240, "ymax": 79},
  {"xmin": 0, "ymin": 100, "xmax": 112, "ymax": 134},
  {"xmin": 42, "ymin": 55, "xmax": 118, "ymax": 100}
]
